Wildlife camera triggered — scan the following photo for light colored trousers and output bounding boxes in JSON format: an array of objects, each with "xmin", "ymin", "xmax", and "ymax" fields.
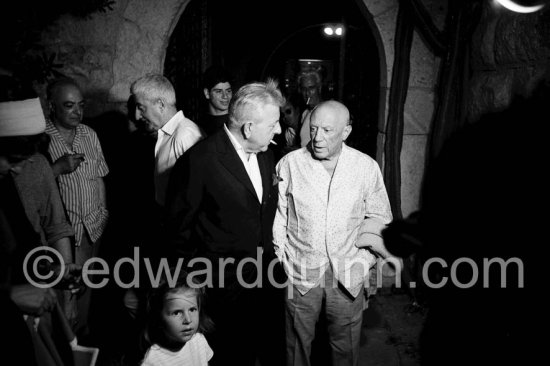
[{"xmin": 285, "ymin": 266, "xmax": 364, "ymax": 366}]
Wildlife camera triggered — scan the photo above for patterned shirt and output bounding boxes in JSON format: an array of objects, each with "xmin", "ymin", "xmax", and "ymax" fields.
[
  {"xmin": 46, "ymin": 120, "xmax": 109, "ymax": 246},
  {"xmin": 141, "ymin": 333, "xmax": 213, "ymax": 366},
  {"xmin": 273, "ymin": 145, "xmax": 393, "ymax": 297},
  {"xmin": 155, "ymin": 111, "xmax": 203, "ymax": 206}
]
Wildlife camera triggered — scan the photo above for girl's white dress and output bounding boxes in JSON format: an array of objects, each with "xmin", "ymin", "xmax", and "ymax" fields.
[{"xmin": 141, "ymin": 332, "xmax": 213, "ymax": 366}]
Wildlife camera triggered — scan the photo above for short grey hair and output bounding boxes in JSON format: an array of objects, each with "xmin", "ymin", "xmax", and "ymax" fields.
[
  {"xmin": 228, "ymin": 78, "xmax": 285, "ymax": 128},
  {"xmin": 130, "ymin": 74, "xmax": 176, "ymax": 107}
]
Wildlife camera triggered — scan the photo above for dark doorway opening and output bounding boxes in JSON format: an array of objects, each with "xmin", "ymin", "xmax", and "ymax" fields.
[{"xmin": 165, "ymin": 0, "xmax": 379, "ymax": 158}]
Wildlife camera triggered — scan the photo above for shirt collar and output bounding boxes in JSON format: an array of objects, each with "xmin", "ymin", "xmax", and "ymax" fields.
[
  {"xmin": 46, "ymin": 118, "xmax": 88, "ymax": 136},
  {"xmin": 224, "ymin": 123, "xmax": 245, "ymax": 153},
  {"xmin": 159, "ymin": 110, "xmax": 183, "ymax": 136}
]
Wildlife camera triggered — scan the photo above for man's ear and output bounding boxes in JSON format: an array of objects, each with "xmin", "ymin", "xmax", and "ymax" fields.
[
  {"xmin": 242, "ymin": 122, "xmax": 253, "ymax": 139},
  {"xmin": 49, "ymin": 101, "xmax": 56, "ymax": 118},
  {"xmin": 156, "ymin": 98, "xmax": 165, "ymax": 113},
  {"xmin": 342, "ymin": 124, "xmax": 352, "ymax": 141},
  {"xmin": 203, "ymin": 88, "xmax": 210, "ymax": 100}
]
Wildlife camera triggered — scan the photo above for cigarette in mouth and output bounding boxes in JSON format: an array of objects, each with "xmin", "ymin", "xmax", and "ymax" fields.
[
  {"xmin": 270, "ymin": 139, "xmax": 277, "ymax": 145},
  {"xmin": 306, "ymin": 97, "xmax": 311, "ymax": 105}
]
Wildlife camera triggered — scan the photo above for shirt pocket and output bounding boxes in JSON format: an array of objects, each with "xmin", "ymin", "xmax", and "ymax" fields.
[{"xmin": 79, "ymin": 157, "xmax": 99, "ymax": 180}]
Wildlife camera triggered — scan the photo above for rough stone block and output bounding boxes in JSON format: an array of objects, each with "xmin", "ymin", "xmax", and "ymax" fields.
[
  {"xmin": 409, "ymin": 32, "xmax": 437, "ymax": 88},
  {"xmin": 363, "ymin": 0, "xmax": 398, "ymax": 18},
  {"xmin": 400, "ymin": 135, "xmax": 427, "ymax": 218},
  {"xmin": 404, "ymin": 88, "xmax": 434, "ymax": 135},
  {"xmin": 373, "ymin": 5, "xmax": 398, "ymax": 88}
]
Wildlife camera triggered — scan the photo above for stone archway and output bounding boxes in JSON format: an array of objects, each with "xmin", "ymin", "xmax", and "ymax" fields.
[
  {"xmin": 110, "ymin": 0, "xmax": 397, "ymax": 118},
  {"xmin": 110, "ymin": 0, "xmax": 192, "ymax": 102},
  {"xmin": 108, "ymin": 0, "xmax": 438, "ymax": 216}
]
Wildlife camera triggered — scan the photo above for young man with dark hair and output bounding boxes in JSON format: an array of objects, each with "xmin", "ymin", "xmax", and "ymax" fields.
[{"xmin": 199, "ymin": 65, "xmax": 234, "ymax": 136}]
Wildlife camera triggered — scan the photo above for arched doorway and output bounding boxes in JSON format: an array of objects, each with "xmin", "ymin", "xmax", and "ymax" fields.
[
  {"xmin": 259, "ymin": 19, "xmax": 379, "ymax": 157},
  {"xmin": 113, "ymin": 0, "xmax": 433, "ymax": 216},
  {"xmin": 164, "ymin": 0, "xmax": 383, "ymax": 158}
]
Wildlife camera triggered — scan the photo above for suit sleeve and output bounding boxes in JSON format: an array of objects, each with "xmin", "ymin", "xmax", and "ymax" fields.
[{"xmin": 165, "ymin": 151, "xmax": 203, "ymax": 263}]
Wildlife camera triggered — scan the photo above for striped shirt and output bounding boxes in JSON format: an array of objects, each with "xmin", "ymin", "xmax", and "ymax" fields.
[{"xmin": 46, "ymin": 120, "xmax": 109, "ymax": 246}]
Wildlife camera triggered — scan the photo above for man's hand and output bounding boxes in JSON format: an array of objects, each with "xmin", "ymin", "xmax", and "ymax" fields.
[
  {"xmin": 10, "ymin": 284, "xmax": 57, "ymax": 316},
  {"xmin": 53, "ymin": 153, "xmax": 85, "ymax": 176},
  {"xmin": 54, "ymin": 262, "xmax": 84, "ymax": 294}
]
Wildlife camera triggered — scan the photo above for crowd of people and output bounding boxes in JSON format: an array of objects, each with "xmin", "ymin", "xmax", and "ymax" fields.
[
  {"xmin": 1, "ymin": 63, "xmax": 397, "ymax": 366},
  {"xmin": 5, "ymin": 62, "xmax": 537, "ymax": 366}
]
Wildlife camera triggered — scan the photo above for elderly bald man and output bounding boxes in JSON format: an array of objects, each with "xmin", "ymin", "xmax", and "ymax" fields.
[{"xmin": 273, "ymin": 100, "xmax": 393, "ymax": 366}]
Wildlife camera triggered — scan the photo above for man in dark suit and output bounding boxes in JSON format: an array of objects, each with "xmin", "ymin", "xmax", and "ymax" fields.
[{"xmin": 166, "ymin": 79, "xmax": 285, "ymax": 366}]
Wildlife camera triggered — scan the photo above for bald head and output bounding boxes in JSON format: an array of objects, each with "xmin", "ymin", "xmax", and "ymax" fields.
[
  {"xmin": 309, "ymin": 100, "xmax": 352, "ymax": 161},
  {"xmin": 311, "ymin": 100, "xmax": 350, "ymax": 126}
]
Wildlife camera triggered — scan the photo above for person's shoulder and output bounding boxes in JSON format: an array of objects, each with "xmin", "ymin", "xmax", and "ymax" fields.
[
  {"xmin": 79, "ymin": 123, "xmax": 101, "ymax": 141},
  {"xmin": 27, "ymin": 152, "xmax": 50, "ymax": 167},
  {"xmin": 189, "ymin": 333, "xmax": 213, "ymax": 361},
  {"xmin": 191, "ymin": 332, "xmax": 208, "ymax": 345},
  {"xmin": 178, "ymin": 113, "xmax": 202, "ymax": 133},
  {"xmin": 189, "ymin": 130, "xmax": 218, "ymax": 153},
  {"xmin": 45, "ymin": 119, "xmax": 57, "ymax": 133},
  {"xmin": 279, "ymin": 146, "xmax": 306, "ymax": 162},
  {"xmin": 344, "ymin": 144, "xmax": 378, "ymax": 165},
  {"xmin": 80, "ymin": 122, "xmax": 96, "ymax": 133},
  {"xmin": 140, "ymin": 344, "xmax": 165, "ymax": 365},
  {"xmin": 276, "ymin": 146, "xmax": 308, "ymax": 170},
  {"xmin": 174, "ymin": 130, "xmax": 217, "ymax": 166},
  {"xmin": 15, "ymin": 153, "xmax": 51, "ymax": 183}
]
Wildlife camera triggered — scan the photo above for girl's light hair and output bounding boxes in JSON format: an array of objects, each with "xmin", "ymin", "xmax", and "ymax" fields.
[{"xmin": 140, "ymin": 269, "xmax": 214, "ymax": 354}]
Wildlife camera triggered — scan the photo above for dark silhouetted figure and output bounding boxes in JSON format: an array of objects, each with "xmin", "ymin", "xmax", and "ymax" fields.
[{"xmin": 382, "ymin": 81, "xmax": 547, "ymax": 366}]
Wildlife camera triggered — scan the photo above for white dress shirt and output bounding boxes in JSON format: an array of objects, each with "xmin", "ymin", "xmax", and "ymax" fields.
[
  {"xmin": 273, "ymin": 145, "xmax": 393, "ymax": 297},
  {"xmin": 224, "ymin": 124, "xmax": 263, "ymax": 202},
  {"xmin": 155, "ymin": 111, "xmax": 203, "ymax": 206}
]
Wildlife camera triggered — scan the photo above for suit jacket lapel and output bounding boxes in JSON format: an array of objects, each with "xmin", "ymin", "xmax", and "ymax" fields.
[
  {"xmin": 258, "ymin": 151, "xmax": 272, "ymax": 205},
  {"xmin": 216, "ymin": 130, "xmax": 259, "ymax": 201}
]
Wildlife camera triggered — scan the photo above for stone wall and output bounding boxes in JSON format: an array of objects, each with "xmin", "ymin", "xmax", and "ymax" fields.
[
  {"xmin": 39, "ymin": 0, "xmax": 189, "ymax": 116},
  {"xmin": 39, "ymin": 0, "xmax": 129, "ymax": 115},
  {"xmin": 370, "ymin": 0, "xmax": 446, "ymax": 218},
  {"xmin": 468, "ymin": 3, "xmax": 550, "ymax": 122}
]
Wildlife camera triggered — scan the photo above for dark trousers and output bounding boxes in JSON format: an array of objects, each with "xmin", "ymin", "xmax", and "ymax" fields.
[
  {"xmin": 205, "ymin": 257, "xmax": 286, "ymax": 366},
  {"xmin": 74, "ymin": 232, "xmax": 101, "ymax": 336}
]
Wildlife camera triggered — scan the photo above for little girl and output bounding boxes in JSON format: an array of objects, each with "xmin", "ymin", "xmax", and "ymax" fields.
[{"xmin": 140, "ymin": 270, "xmax": 214, "ymax": 365}]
